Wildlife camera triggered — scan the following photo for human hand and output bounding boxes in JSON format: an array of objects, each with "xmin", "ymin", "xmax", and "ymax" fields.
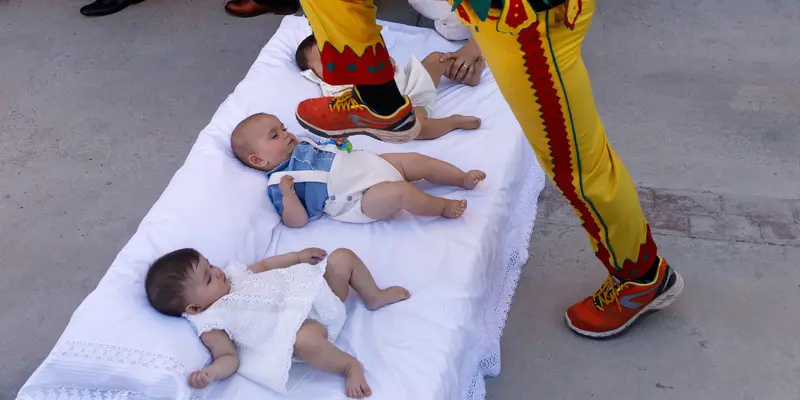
[
  {"xmin": 279, "ymin": 175, "xmax": 296, "ymax": 195},
  {"xmin": 188, "ymin": 369, "xmax": 215, "ymax": 389},
  {"xmin": 334, "ymin": 137, "xmax": 348, "ymax": 147},
  {"xmin": 297, "ymin": 247, "xmax": 327, "ymax": 265},
  {"xmin": 440, "ymin": 43, "xmax": 483, "ymax": 84}
]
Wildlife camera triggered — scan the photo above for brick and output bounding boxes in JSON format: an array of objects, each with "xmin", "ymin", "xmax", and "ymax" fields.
[
  {"xmin": 653, "ymin": 189, "xmax": 722, "ymax": 215},
  {"xmin": 645, "ymin": 209, "xmax": 690, "ymax": 236},
  {"xmin": 637, "ymin": 187, "xmax": 656, "ymax": 212},
  {"xmin": 690, "ymin": 214, "xmax": 762, "ymax": 243},
  {"xmin": 723, "ymin": 195, "xmax": 797, "ymax": 222},
  {"xmin": 543, "ymin": 195, "xmax": 581, "ymax": 226},
  {"xmin": 791, "ymin": 200, "xmax": 800, "ymax": 224},
  {"xmin": 757, "ymin": 219, "xmax": 800, "ymax": 247}
]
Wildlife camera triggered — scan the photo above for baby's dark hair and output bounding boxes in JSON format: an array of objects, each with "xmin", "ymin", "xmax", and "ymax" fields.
[
  {"xmin": 295, "ymin": 34, "xmax": 318, "ymax": 71},
  {"xmin": 145, "ymin": 248, "xmax": 200, "ymax": 317}
]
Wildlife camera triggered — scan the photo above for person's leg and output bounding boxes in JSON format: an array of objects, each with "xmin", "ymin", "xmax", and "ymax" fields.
[
  {"xmin": 360, "ymin": 181, "xmax": 467, "ymax": 220},
  {"xmin": 294, "ymin": 320, "xmax": 371, "ymax": 398},
  {"xmin": 421, "ymin": 51, "xmax": 484, "ymax": 87},
  {"xmin": 379, "ymin": 152, "xmax": 485, "ymax": 189},
  {"xmin": 80, "ymin": 0, "xmax": 144, "ymax": 17},
  {"xmin": 454, "ymin": 0, "xmax": 682, "ymax": 337},
  {"xmin": 324, "ymin": 248, "xmax": 410, "ymax": 310},
  {"xmin": 229, "ymin": 0, "xmax": 299, "ymax": 18},
  {"xmin": 295, "ymin": 0, "xmax": 420, "ymax": 142}
]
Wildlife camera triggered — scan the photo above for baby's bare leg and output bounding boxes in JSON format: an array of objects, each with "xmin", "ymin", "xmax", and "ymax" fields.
[
  {"xmin": 421, "ymin": 51, "xmax": 448, "ymax": 88},
  {"xmin": 294, "ymin": 320, "xmax": 371, "ymax": 399},
  {"xmin": 380, "ymin": 152, "xmax": 485, "ymax": 189},
  {"xmin": 361, "ymin": 181, "xmax": 467, "ymax": 220},
  {"xmin": 415, "ymin": 107, "xmax": 482, "ymax": 141},
  {"xmin": 325, "ymin": 249, "xmax": 410, "ymax": 311}
]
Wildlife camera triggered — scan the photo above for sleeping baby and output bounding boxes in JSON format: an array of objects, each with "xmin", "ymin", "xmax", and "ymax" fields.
[
  {"xmin": 145, "ymin": 247, "xmax": 409, "ymax": 398},
  {"xmin": 295, "ymin": 34, "xmax": 485, "ymax": 141},
  {"xmin": 231, "ymin": 113, "xmax": 486, "ymax": 227}
]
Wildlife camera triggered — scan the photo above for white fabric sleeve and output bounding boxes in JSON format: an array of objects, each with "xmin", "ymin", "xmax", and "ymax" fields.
[{"xmin": 184, "ymin": 311, "xmax": 235, "ymax": 341}]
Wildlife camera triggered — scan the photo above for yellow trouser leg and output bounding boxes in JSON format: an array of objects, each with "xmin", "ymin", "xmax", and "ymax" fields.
[
  {"xmin": 458, "ymin": 0, "xmax": 659, "ymax": 280},
  {"xmin": 298, "ymin": 0, "xmax": 394, "ymax": 85}
]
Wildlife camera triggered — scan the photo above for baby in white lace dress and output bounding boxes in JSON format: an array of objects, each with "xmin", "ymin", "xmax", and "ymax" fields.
[{"xmin": 145, "ymin": 247, "xmax": 410, "ymax": 398}]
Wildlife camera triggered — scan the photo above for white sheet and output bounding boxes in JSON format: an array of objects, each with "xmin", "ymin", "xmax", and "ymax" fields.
[{"xmin": 18, "ymin": 16, "xmax": 545, "ymax": 400}]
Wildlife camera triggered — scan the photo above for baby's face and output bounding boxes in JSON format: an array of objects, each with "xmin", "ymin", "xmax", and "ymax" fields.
[
  {"xmin": 247, "ymin": 115, "xmax": 298, "ymax": 171},
  {"xmin": 305, "ymin": 47, "xmax": 324, "ymax": 79},
  {"xmin": 182, "ymin": 255, "xmax": 231, "ymax": 315}
]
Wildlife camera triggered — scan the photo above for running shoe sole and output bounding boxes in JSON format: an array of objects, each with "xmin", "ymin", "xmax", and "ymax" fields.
[
  {"xmin": 565, "ymin": 269, "xmax": 684, "ymax": 339},
  {"xmin": 296, "ymin": 110, "xmax": 421, "ymax": 144}
]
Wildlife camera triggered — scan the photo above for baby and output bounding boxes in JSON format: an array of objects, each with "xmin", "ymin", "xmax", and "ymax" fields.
[
  {"xmin": 145, "ymin": 247, "xmax": 409, "ymax": 398},
  {"xmin": 296, "ymin": 34, "xmax": 485, "ymax": 141},
  {"xmin": 231, "ymin": 113, "xmax": 486, "ymax": 227}
]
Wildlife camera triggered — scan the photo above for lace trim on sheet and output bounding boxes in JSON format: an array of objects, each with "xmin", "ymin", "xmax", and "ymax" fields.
[
  {"xmin": 16, "ymin": 341, "xmax": 207, "ymax": 400},
  {"xmin": 462, "ymin": 153, "xmax": 545, "ymax": 400}
]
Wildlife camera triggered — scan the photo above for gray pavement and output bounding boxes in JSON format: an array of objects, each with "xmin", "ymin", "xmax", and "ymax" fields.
[{"xmin": 1, "ymin": 0, "xmax": 798, "ymax": 399}]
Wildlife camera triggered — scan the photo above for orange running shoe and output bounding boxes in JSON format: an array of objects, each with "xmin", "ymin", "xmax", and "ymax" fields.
[
  {"xmin": 295, "ymin": 88, "xmax": 420, "ymax": 144},
  {"xmin": 566, "ymin": 257, "xmax": 684, "ymax": 338}
]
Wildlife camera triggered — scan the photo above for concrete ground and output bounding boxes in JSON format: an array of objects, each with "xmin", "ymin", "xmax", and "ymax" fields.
[{"xmin": 1, "ymin": 0, "xmax": 798, "ymax": 398}]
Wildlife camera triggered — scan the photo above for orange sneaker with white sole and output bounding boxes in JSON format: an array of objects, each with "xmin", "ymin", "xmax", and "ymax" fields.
[
  {"xmin": 566, "ymin": 256, "xmax": 684, "ymax": 338},
  {"xmin": 295, "ymin": 88, "xmax": 420, "ymax": 144}
]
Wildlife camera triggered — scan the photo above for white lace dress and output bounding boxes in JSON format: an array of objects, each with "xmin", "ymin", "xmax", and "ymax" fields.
[{"xmin": 184, "ymin": 262, "xmax": 346, "ymax": 394}]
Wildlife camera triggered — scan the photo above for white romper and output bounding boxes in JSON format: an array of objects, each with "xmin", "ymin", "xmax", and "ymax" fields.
[
  {"xmin": 267, "ymin": 139, "xmax": 405, "ymax": 224},
  {"xmin": 184, "ymin": 261, "xmax": 346, "ymax": 394}
]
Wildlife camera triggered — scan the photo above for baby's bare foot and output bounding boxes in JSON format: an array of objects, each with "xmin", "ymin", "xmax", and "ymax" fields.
[
  {"xmin": 451, "ymin": 115, "xmax": 482, "ymax": 131},
  {"xmin": 462, "ymin": 170, "xmax": 486, "ymax": 190},
  {"xmin": 366, "ymin": 286, "xmax": 411, "ymax": 311},
  {"xmin": 442, "ymin": 199, "xmax": 467, "ymax": 219},
  {"xmin": 345, "ymin": 363, "xmax": 372, "ymax": 398}
]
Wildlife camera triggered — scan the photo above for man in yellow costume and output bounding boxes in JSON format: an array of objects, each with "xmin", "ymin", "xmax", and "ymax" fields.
[{"xmin": 289, "ymin": 0, "xmax": 684, "ymax": 338}]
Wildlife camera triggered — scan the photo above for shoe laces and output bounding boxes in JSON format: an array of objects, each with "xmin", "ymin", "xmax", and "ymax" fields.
[
  {"xmin": 328, "ymin": 90, "xmax": 365, "ymax": 112},
  {"xmin": 593, "ymin": 275, "xmax": 623, "ymax": 312}
]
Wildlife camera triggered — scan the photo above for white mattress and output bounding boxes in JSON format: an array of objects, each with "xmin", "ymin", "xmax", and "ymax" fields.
[{"xmin": 18, "ymin": 16, "xmax": 545, "ymax": 400}]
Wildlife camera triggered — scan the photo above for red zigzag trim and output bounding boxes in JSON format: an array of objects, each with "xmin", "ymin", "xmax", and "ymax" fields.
[
  {"xmin": 319, "ymin": 41, "xmax": 393, "ymax": 86},
  {"xmin": 518, "ymin": 23, "xmax": 657, "ymax": 280}
]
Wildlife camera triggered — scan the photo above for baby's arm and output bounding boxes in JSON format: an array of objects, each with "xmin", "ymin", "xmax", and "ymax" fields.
[
  {"xmin": 279, "ymin": 175, "xmax": 309, "ymax": 228},
  {"xmin": 189, "ymin": 330, "xmax": 239, "ymax": 389},
  {"xmin": 248, "ymin": 248, "xmax": 328, "ymax": 274}
]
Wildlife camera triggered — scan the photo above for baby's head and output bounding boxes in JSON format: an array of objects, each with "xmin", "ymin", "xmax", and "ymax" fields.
[
  {"xmin": 231, "ymin": 113, "xmax": 298, "ymax": 172},
  {"xmin": 295, "ymin": 34, "xmax": 323, "ymax": 78},
  {"xmin": 145, "ymin": 248, "xmax": 231, "ymax": 317}
]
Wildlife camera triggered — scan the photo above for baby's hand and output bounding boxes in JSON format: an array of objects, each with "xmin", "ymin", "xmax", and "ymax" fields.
[
  {"xmin": 188, "ymin": 369, "xmax": 215, "ymax": 389},
  {"xmin": 279, "ymin": 175, "xmax": 296, "ymax": 195},
  {"xmin": 298, "ymin": 247, "xmax": 327, "ymax": 265}
]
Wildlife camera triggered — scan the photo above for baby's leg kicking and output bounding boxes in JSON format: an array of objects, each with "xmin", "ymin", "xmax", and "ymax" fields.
[
  {"xmin": 361, "ymin": 181, "xmax": 468, "ymax": 220},
  {"xmin": 294, "ymin": 320, "xmax": 371, "ymax": 399},
  {"xmin": 325, "ymin": 248, "xmax": 410, "ymax": 311},
  {"xmin": 415, "ymin": 107, "xmax": 482, "ymax": 141},
  {"xmin": 380, "ymin": 152, "xmax": 486, "ymax": 189}
]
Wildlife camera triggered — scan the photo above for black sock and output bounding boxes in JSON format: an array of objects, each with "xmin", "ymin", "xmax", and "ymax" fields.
[
  {"xmin": 634, "ymin": 257, "xmax": 661, "ymax": 283},
  {"xmin": 355, "ymin": 80, "xmax": 405, "ymax": 116}
]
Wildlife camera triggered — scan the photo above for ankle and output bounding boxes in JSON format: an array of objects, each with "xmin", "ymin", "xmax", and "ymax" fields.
[
  {"xmin": 631, "ymin": 257, "xmax": 661, "ymax": 283},
  {"xmin": 355, "ymin": 82, "xmax": 405, "ymax": 116},
  {"xmin": 343, "ymin": 357, "xmax": 362, "ymax": 376},
  {"xmin": 439, "ymin": 197, "xmax": 453, "ymax": 216}
]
